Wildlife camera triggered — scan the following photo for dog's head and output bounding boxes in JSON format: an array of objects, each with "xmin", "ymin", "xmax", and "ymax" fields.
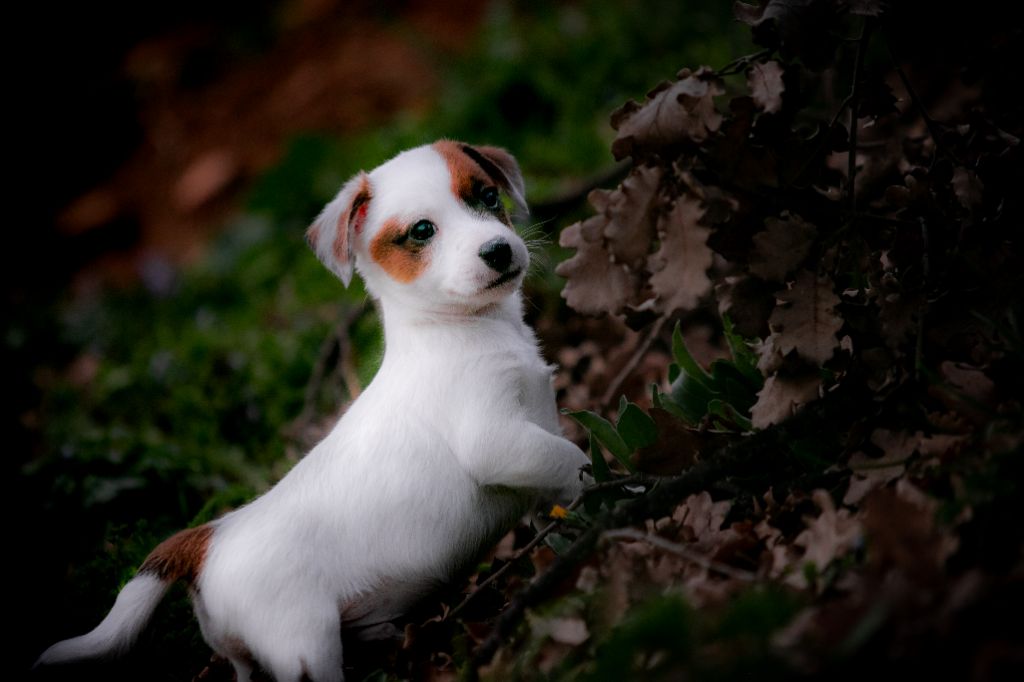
[{"xmin": 307, "ymin": 141, "xmax": 530, "ymax": 314}]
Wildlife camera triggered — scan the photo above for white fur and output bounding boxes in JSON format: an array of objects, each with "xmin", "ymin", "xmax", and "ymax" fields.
[
  {"xmin": 39, "ymin": 142, "xmax": 587, "ymax": 681},
  {"xmin": 36, "ymin": 574, "xmax": 168, "ymax": 666}
]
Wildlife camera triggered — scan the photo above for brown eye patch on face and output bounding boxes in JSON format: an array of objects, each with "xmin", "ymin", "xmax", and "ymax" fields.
[
  {"xmin": 370, "ymin": 217, "xmax": 431, "ymax": 283},
  {"xmin": 433, "ymin": 140, "xmax": 511, "ymax": 223}
]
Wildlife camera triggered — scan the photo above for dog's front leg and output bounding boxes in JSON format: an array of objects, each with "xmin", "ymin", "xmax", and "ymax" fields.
[{"xmin": 459, "ymin": 422, "xmax": 588, "ymax": 501}]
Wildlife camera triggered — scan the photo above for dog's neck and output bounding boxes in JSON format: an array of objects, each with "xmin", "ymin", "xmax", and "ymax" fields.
[{"xmin": 376, "ymin": 292, "xmax": 531, "ymax": 356}]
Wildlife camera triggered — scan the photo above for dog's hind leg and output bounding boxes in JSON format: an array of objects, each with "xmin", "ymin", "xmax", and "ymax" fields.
[
  {"xmin": 227, "ymin": 657, "xmax": 255, "ymax": 682},
  {"xmin": 264, "ymin": 615, "xmax": 344, "ymax": 682}
]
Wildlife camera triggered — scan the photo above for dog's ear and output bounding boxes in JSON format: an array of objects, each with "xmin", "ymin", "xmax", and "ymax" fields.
[
  {"xmin": 462, "ymin": 145, "xmax": 528, "ymax": 218},
  {"xmin": 307, "ymin": 172, "xmax": 372, "ymax": 287}
]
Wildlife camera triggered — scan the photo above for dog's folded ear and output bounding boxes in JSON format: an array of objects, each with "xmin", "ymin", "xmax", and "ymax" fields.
[
  {"xmin": 461, "ymin": 144, "xmax": 528, "ymax": 219},
  {"xmin": 307, "ymin": 172, "xmax": 372, "ymax": 287}
]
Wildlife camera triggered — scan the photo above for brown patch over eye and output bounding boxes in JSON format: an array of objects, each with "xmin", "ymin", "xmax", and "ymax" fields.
[
  {"xmin": 434, "ymin": 140, "xmax": 479, "ymax": 199},
  {"xmin": 433, "ymin": 140, "xmax": 511, "ymax": 224},
  {"xmin": 370, "ymin": 217, "xmax": 431, "ymax": 283}
]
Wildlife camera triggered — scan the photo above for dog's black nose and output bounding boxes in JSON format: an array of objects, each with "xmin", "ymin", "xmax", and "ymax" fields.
[{"xmin": 479, "ymin": 238, "xmax": 513, "ymax": 272}]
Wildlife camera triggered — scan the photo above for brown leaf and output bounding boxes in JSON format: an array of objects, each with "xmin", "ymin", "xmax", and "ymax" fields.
[
  {"xmin": 793, "ymin": 490, "xmax": 862, "ymax": 582},
  {"xmin": 647, "ymin": 192, "xmax": 713, "ymax": 314},
  {"xmin": 862, "ymin": 485, "xmax": 957, "ymax": 586},
  {"xmin": 751, "ymin": 334, "xmax": 780, "ymax": 377},
  {"xmin": 601, "ymin": 165, "xmax": 664, "ymax": 268},
  {"xmin": 848, "ymin": 0, "xmax": 888, "ymax": 17},
  {"xmin": 747, "ymin": 60, "xmax": 785, "ymax": 114},
  {"xmin": 611, "ymin": 67, "xmax": 724, "ymax": 160},
  {"xmin": 556, "ymin": 214, "xmax": 642, "ymax": 316},
  {"xmin": 768, "ymin": 270, "xmax": 843, "ymax": 366},
  {"xmin": 634, "ymin": 407, "xmax": 701, "ymax": 474},
  {"xmin": 748, "ymin": 212, "xmax": 817, "ymax": 283},
  {"xmin": 671, "ymin": 492, "xmax": 732, "ymax": 550},
  {"xmin": 526, "ymin": 614, "xmax": 590, "ymax": 646},
  {"xmin": 952, "ymin": 167, "xmax": 984, "ymax": 209},
  {"xmin": 843, "ymin": 450, "xmax": 906, "ymax": 506},
  {"xmin": 750, "ymin": 372, "xmax": 822, "ymax": 429}
]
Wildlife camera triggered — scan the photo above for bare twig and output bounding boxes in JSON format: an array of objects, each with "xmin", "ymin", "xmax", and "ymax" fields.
[
  {"xmin": 447, "ymin": 474, "xmax": 656, "ymax": 620},
  {"xmin": 284, "ymin": 303, "xmax": 366, "ymax": 441},
  {"xmin": 717, "ymin": 48, "xmax": 774, "ymax": 77},
  {"xmin": 603, "ymin": 528, "xmax": 757, "ymax": 582},
  {"xmin": 584, "ymin": 472, "xmax": 658, "ymax": 494},
  {"xmin": 600, "ymin": 317, "xmax": 667, "ymax": 410},
  {"xmin": 847, "ymin": 18, "xmax": 875, "ymax": 213},
  {"xmin": 914, "ymin": 218, "xmax": 930, "ymax": 381},
  {"xmin": 447, "ymin": 500, "xmax": 579, "ymax": 621}
]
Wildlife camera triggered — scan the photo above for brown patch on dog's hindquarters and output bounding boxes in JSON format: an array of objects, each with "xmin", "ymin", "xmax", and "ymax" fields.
[
  {"xmin": 370, "ymin": 218, "xmax": 430, "ymax": 283},
  {"xmin": 139, "ymin": 524, "xmax": 214, "ymax": 583}
]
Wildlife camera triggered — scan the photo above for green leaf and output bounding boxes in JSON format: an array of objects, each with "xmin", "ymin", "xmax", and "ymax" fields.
[
  {"xmin": 653, "ymin": 388, "xmax": 692, "ymax": 424},
  {"xmin": 589, "ymin": 433, "xmax": 611, "ymax": 483},
  {"xmin": 707, "ymin": 398, "xmax": 754, "ymax": 432},
  {"xmin": 563, "ymin": 409, "xmax": 635, "ymax": 471},
  {"xmin": 722, "ymin": 313, "xmax": 762, "ymax": 384},
  {"xmin": 668, "ymin": 371, "xmax": 717, "ymax": 424},
  {"xmin": 616, "ymin": 400, "xmax": 658, "ymax": 450},
  {"xmin": 711, "ymin": 361, "xmax": 760, "ymax": 412},
  {"xmin": 544, "ymin": 532, "xmax": 573, "ymax": 555},
  {"xmin": 671, "ymin": 321, "xmax": 713, "ymax": 388}
]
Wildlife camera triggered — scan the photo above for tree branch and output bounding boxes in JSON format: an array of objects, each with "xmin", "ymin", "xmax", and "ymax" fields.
[{"xmin": 465, "ymin": 387, "xmax": 853, "ymax": 678}]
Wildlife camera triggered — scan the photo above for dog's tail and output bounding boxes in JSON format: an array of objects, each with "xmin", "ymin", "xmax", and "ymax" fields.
[{"xmin": 36, "ymin": 524, "xmax": 213, "ymax": 667}]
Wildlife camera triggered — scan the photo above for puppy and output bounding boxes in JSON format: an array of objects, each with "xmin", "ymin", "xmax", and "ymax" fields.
[{"xmin": 37, "ymin": 141, "xmax": 588, "ymax": 681}]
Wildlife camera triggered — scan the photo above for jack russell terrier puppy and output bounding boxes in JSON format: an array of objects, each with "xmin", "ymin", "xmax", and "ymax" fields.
[{"xmin": 37, "ymin": 141, "xmax": 588, "ymax": 681}]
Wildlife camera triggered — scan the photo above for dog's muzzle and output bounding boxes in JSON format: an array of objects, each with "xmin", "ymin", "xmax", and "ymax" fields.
[{"xmin": 479, "ymin": 238, "xmax": 513, "ymax": 272}]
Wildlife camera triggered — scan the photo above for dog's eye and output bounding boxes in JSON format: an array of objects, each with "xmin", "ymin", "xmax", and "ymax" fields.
[
  {"xmin": 409, "ymin": 219, "xmax": 436, "ymax": 244},
  {"xmin": 480, "ymin": 186, "xmax": 500, "ymax": 211}
]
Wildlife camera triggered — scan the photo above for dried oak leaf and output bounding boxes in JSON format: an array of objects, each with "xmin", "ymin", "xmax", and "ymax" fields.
[
  {"xmin": 556, "ymin": 211, "xmax": 642, "ymax": 316},
  {"xmin": 671, "ymin": 492, "xmax": 733, "ymax": 551},
  {"xmin": 843, "ymin": 450, "xmax": 906, "ymax": 506},
  {"xmin": 754, "ymin": 332, "xmax": 785, "ymax": 375},
  {"xmin": 611, "ymin": 67, "xmax": 724, "ymax": 161},
  {"xmin": 600, "ymin": 165, "xmax": 663, "ymax": 269},
  {"xmin": 793, "ymin": 490, "xmax": 862, "ymax": 581},
  {"xmin": 748, "ymin": 212, "xmax": 817, "ymax": 283},
  {"xmin": 647, "ymin": 191, "xmax": 713, "ymax": 314},
  {"xmin": 734, "ymin": 0, "xmax": 840, "ymax": 70},
  {"xmin": 768, "ymin": 270, "xmax": 843, "ymax": 366},
  {"xmin": 747, "ymin": 60, "xmax": 785, "ymax": 114},
  {"xmin": 750, "ymin": 371, "xmax": 822, "ymax": 429}
]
